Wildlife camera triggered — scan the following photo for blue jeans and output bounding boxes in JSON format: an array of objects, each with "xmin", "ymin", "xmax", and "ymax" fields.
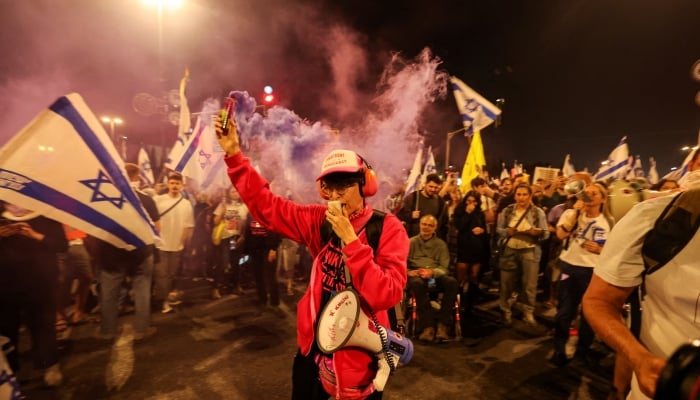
[
  {"xmin": 553, "ymin": 261, "xmax": 594, "ymax": 356},
  {"xmin": 100, "ymin": 255, "xmax": 153, "ymax": 337}
]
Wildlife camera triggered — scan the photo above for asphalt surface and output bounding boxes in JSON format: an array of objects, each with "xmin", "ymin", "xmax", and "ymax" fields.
[{"xmin": 13, "ymin": 279, "xmax": 615, "ymax": 400}]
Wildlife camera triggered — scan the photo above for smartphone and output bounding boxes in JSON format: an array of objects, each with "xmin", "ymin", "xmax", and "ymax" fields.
[
  {"xmin": 220, "ymin": 95, "xmax": 236, "ymax": 136},
  {"xmin": 327, "ymin": 200, "xmax": 343, "ymax": 214}
]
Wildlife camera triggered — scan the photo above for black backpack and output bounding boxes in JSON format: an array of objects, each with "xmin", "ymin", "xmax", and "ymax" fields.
[{"xmin": 628, "ymin": 189, "xmax": 700, "ymax": 337}]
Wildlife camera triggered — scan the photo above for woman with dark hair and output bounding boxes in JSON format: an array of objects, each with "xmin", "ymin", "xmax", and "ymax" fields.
[{"xmin": 453, "ymin": 190, "xmax": 488, "ymax": 313}]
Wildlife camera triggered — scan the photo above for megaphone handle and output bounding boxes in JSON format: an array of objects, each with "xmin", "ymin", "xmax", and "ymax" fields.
[{"xmin": 373, "ymin": 356, "xmax": 391, "ymax": 392}]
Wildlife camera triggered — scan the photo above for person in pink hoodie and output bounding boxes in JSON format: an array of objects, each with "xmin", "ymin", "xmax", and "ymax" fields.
[{"xmin": 215, "ymin": 116, "xmax": 408, "ymax": 400}]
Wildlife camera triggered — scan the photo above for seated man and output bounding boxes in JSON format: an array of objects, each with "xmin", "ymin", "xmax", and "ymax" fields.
[{"xmin": 407, "ymin": 215, "xmax": 459, "ymax": 343}]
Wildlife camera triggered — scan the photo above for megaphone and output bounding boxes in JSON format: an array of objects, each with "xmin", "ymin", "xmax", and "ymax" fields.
[
  {"xmin": 564, "ymin": 179, "xmax": 587, "ymax": 200},
  {"xmin": 316, "ymin": 289, "xmax": 414, "ymax": 392}
]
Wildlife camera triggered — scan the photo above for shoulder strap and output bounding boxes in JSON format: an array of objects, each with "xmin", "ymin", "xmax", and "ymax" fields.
[
  {"xmin": 642, "ymin": 191, "xmax": 700, "ymax": 276},
  {"xmin": 159, "ymin": 195, "xmax": 184, "ymax": 218}
]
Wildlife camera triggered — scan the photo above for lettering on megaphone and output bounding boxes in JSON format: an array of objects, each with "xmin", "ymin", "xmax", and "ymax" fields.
[{"xmin": 316, "ymin": 289, "xmax": 414, "ymax": 392}]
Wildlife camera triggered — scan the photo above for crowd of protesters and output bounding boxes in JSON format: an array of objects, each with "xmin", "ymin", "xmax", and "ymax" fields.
[{"xmin": 2, "ymin": 148, "xmax": 698, "ymax": 400}]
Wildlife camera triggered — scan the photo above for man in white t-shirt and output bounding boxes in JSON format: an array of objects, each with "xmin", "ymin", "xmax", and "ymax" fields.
[
  {"xmin": 583, "ymin": 188, "xmax": 700, "ymax": 399},
  {"xmin": 154, "ymin": 172, "xmax": 194, "ymax": 313}
]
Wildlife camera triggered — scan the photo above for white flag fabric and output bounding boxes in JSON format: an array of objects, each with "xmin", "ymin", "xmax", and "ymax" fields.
[
  {"xmin": 0, "ymin": 93, "xmax": 159, "ymax": 250},
  {"xmin": 648, "ymin": 157, "xmax": 659, "ymax": 185},
  {"xmin": 562, "ymin": 154, "xmax": 576, "ymax": 177},
  {"xmin": 420, "ymin": 146, "xmax": 437, "ymax": 187},
  {"xmin": 450, "ymin": 76, "xmax": 502, "ymax": 135},
  {"xmin": 178, "ymin": 68, "xmax": 191, "ymax": 138},
  {"xmin": 663, "ymin": 132, "xmax": 699, "ymax": 182},
  {"xmin": 499, "ymin": 163, "xmax": 510, "ymax": 180},
  {"xmin": 625, "ymin": 155, "xmax": 644, "ymax": 180},
  {"xmin": 594, "ymin": 136, "xmax": 630, "ymax": 181},
  {"xmin": 165, "ymin": 114, "xmax": 228, "ymax": 189},
  {"xmin": 138, "ymin": 147, "xmax": 154, "ymax": 187},
  {"xmin": 404, "ymin": 146, "xmax": 424, "ymax": 195}
]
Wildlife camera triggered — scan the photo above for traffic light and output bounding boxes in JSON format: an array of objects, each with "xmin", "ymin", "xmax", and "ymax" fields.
[{"xmin": 263, "ymin": 85, "xmax": 275, "ymax": 106}]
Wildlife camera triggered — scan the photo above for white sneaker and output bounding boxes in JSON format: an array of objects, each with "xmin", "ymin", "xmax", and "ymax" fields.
[
  {"xmin": 523, "ymin": 311, "xmax": 537, "ymax": 325},
  {"xmin": 161, "ymin": 302, "xmax": 174, "ymax": 314},
  {"xmin": 44, "ymin": 363, "xmax": 63, "ymax": 387}
]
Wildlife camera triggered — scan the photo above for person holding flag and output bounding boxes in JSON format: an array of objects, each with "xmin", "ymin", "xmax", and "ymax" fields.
[{"xmin": 397, "ymin": 173, "xmax": 445, "ymax": 238}]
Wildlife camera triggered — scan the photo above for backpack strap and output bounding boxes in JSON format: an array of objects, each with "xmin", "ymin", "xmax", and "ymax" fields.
[{"xmin": 640, "ymin": 189, "xmax": 700, "ymax": 295}]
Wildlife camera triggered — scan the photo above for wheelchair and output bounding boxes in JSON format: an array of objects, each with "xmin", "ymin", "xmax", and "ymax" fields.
[{"xmin": 391, "ymin": 285, "xmax": 462, "ymax": 341}]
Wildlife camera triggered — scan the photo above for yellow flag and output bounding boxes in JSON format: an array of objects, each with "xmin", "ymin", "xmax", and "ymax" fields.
[{"xmin": 459, "ymin": 130, "xmax": 486, "ymax": 193}]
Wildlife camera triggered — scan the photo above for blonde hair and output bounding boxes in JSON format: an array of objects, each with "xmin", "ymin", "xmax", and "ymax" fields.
[{"xmin": 592, "ymin": 181, "xmax": 615, "ymax": 228}]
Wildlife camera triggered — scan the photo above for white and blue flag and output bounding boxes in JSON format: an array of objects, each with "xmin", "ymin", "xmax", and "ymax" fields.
[
  {"xmin": 165, "ymin": 109, "xmax": 229, "ymax": 189},
  {"xmin": 138, "ymin": 146, "xmax": 154, "ymax": 187},
  {"xmin": 450, "ymin": 76, "xmax": 502, "ymax": 135},
  {"xmin": 648, "ymin": 157, "xmax": 659, "ymax": 185},
  {"xmin": 0, "ymin": 93, "xmax": 159, "ymax": 250},
  {"xmin": 562, "ymin": 154, "xmax": 576, "ymax": 177},
  {"xmin": 420, "ymin": 146, "xmax": 437, "ymax": 187},
  {"xmin": 404, "ymin": 145, "xmax": 424, "ymax": 196},
  {"xmin": 594, "ymin": 136, "xmax": 630, "ymax": 181}
]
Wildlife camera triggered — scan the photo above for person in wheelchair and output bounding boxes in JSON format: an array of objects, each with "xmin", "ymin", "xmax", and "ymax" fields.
[{"xmin": 407, "ymin": 215, "xmax": 459, "ymax": 343}]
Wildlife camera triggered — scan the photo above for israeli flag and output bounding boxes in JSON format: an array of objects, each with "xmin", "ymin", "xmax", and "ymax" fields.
[
  {"xmin": 138, "ymin": 147, "xmax": 154, "ymax": 187},
  {"xmin": 450, "ymin": 76, "xmax": 502, "ymax": 135},
  {"xmin": 0, "ymin": 93, "xmax": 159, "ymax": 250},
  {"xmin": 404, "ymin": 146, "xmax": 424, "ymax": 195},
  {"xmin": 165, "ymin": 111, "xmax": 229, "ymax": 189},
  {"xmin": 648, "ymin": 157, "xmax": 659, "ymax": 185},
  {"xmin": 594, "ymin": 136, "xmax": 630, "ymax": 181},
  {"xmin": 562, "ymin": 154, "xmax": 576, "ymax": 177},
  {"xmin": 420, "ymin": 146, "xmax": 437, "ymax": 187}
]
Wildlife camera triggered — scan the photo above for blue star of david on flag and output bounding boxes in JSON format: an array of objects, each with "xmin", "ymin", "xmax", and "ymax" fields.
[
  {"xmin": 198, "ymin": 149, "xmax": 212, "ymax": 169},
  {"xmin": 80, "ymin": 170, "xmax": 126, "ymax": 208}
]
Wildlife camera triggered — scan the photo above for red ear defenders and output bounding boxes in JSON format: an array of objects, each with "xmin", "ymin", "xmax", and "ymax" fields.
[{"xmin": 317, "ymin": 154, "xmax": 378, "ymax": 199}]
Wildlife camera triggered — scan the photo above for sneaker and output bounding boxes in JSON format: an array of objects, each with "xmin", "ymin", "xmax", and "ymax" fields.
[
  {"xmin": 549, "ymin": 351, "xmax": 570, "ymax": 367},
  {"xmin": 43, "ymin": 363, "xmax": 63, "ymax": 387},
  {"xmin": 211, "ymin": 288, "xmax": 222, "ymax": 300},
  {"xmin": 435, "ymin": 323, "xmax": 449, "ymax": 342},
  {"xmin": 167, "ymin": 292, "xmax": 183, "ymax": 306},
  {"xmin": 231, "ymin": 286, "xmax": 244, "ymax": 296},
  {"xmin": 418, "ymin": 327, "xmax": 435, "ymax": 343},
  {"xmin": 134, "ymin": 327, "xmax": 157, "ymax": 342},
  {"xmin": 523, "ymin": 311, "xmax": 536, "ymax": 326},
  {"xmin": 161, "ymin": 302, "xmax": 174, "ymax": 314},
  {"xmin": 502, "ymin": 310, "xmax": 512, "ymax": 326}
]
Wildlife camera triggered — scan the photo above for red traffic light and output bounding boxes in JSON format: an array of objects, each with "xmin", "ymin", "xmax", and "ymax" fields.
[{"xmin": 264, "ymin": 94, "xmax": 275, "ymax": 104}]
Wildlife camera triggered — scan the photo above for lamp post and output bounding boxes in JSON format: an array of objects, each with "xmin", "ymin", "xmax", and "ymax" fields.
[
  {"xmin": 142, "ymin": 0, "xmax": 184, "ymax": 84},
  {"xmin": 101, "ymin": 116, "xmax": 123, "ymax": 143},
  {"xmin": 444, "ymin": 126, "xmax": 468, "ymax": 171}
]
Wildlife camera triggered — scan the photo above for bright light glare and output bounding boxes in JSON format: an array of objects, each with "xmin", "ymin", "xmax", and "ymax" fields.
[
  {"xmin": 264, "ymin": 94, "xmax": 275, "ymax": 103},
  {"xmin": 264, "ymin": 85, "xmax": 273, "ymax": 94},
  {"xmin": 142, "ymin": 0, "xmax": 184, "ymax": 9},
  {"xmin": 114, "ymin": 118, "xmax": 123, "ymax": 125}
]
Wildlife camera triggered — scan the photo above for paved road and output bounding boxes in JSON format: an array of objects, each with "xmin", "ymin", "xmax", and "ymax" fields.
[{"xmin": 14, "ymin": 280, "xmax": 615, "ymax": 399}]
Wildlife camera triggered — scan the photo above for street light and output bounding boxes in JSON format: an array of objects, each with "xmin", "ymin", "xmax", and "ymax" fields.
[
  {"xmin": 141, "ymin": 0, "xmax": 184, "ymax": 83},
  {"xmin": 444, "ymin": 126, "xmax": 468, "ymax": 171},
  {"xmin": 100, "ymin": 116, "xmax": 123, "ymax": 142}
]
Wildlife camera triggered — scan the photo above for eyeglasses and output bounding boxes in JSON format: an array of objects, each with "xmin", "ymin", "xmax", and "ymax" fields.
[{"xmin": 320, "ymin": 181, "xmax": 356, "ymax": 197}]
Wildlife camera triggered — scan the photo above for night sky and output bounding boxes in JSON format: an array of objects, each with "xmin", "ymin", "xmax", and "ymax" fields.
[{"xmin": 1, "ymin": 0, "xmax": 699, "ymax": 179}]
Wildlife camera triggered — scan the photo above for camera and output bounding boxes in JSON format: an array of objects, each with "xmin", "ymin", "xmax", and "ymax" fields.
[{"xmin": 655, "ymin": 339, "xmax": 700, "ymax": 400}]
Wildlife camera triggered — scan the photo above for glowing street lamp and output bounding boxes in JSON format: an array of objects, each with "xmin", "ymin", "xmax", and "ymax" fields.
[
  {"xmin": 141, "ymin": 0, "xmax": 184, "ymax": 83},
  {"xmin": 101, "ymin": 116, "xmax": 123, "ymax": 142}
]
